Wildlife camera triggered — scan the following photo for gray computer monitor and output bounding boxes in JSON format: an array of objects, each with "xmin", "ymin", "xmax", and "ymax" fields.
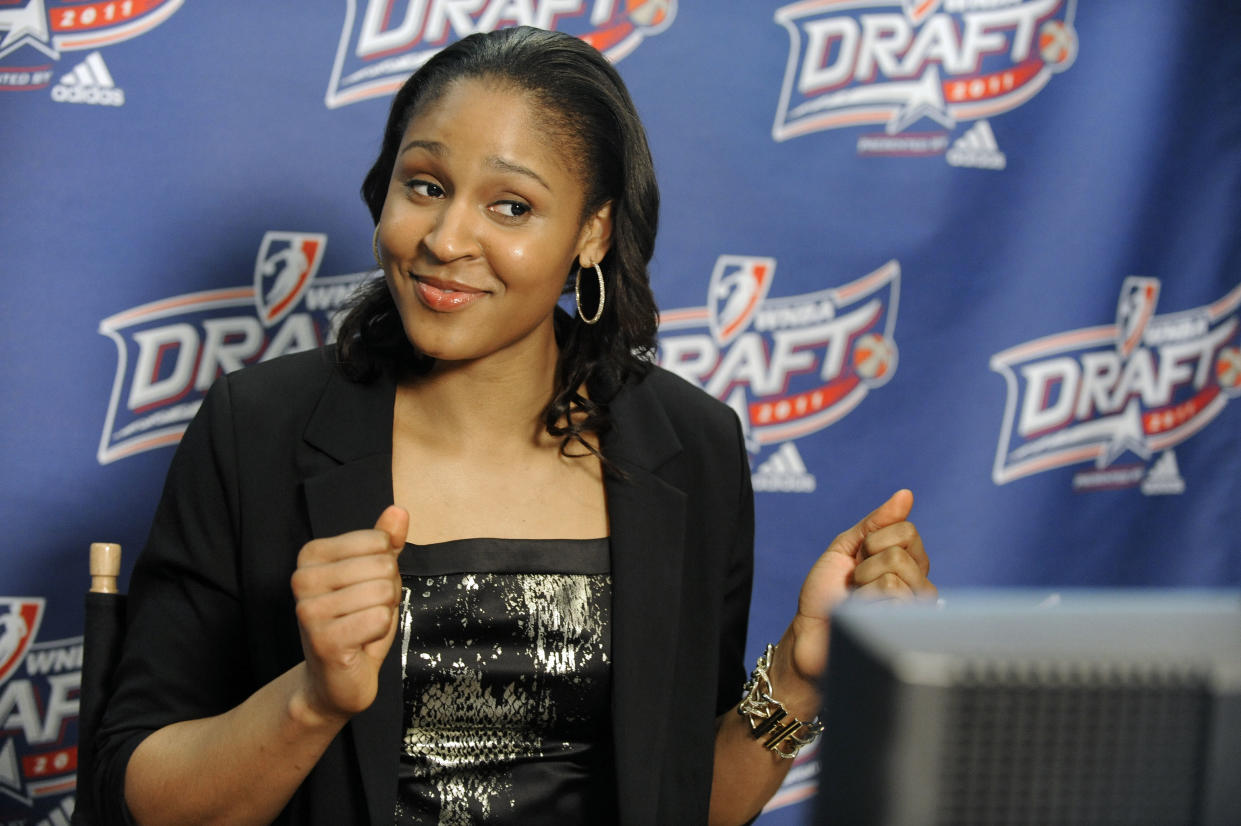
[{"xmin": 815, "ymin": 591, "xmax": 1241, "ymax": 826}]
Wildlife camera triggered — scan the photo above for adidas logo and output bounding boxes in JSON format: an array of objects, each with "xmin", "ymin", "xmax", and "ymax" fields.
[
  {"xmin": 752, "ymin": 442, "xmax": 816, "ymax": 494},
  {"xmin": 946, "ymin": 119, "xmax": 1006, "ymax": 170},
  {"xmin": 51, "ymin": 51, "xmax": 124, "ymax": 106},
  {"xmin": 1141, "ymin": 450, "xmax": 1185, "ymax": 496}
]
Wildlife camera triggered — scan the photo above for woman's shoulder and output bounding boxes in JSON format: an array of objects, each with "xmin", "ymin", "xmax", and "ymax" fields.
[
  {"xmin": 630, "ymin": 363, "xmax": 730, "ymax": 410},
  {"xmin": 185, "ymin": 345, "xmax": 389, "ymax": 462},
  {"xmin": 200, "ymin": 346, "xmax": 362, "ymax": 433},
  {"xmin": 222, "ymin": 346, "xmax": 338, "ymax": 396},
  {"xmin": 617, "ymin": 363, "xmax": 741, "ymax": 436}
]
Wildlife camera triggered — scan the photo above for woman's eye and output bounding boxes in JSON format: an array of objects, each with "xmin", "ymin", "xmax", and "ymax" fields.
[
  {"xmin": 493, "ymin": 201, "xmax": 530, "ymax": 219},
  {"xmin": 406, "ymin": 179, "xmax": 444, "ymax": 198}
]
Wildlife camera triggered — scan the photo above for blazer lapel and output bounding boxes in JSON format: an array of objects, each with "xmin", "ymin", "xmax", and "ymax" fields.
[
  {"xmin": 604, "ymin": 374, "xmax": 687, "ymax": 825},
  {"xmin": 300, "ymin": 368, "xmax": 402, "ymax": 826}
]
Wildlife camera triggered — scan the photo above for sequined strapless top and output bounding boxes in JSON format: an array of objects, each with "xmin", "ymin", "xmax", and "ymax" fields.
[{"xmin": 394, "ymin": 537, "xmax": 614, "ymax": 825}]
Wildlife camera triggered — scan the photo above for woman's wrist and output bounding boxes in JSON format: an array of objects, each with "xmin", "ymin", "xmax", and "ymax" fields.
[
  {"xmin": 735, "ymin": 635, "xmax": 823, "ymax": 760},
  {"xmin": 285, "ymin": 664, "xmax": 352, "ymax": 734},
  {"xmin": 768, "ymin": 626, "xmax": 823, "ymax": 722}
]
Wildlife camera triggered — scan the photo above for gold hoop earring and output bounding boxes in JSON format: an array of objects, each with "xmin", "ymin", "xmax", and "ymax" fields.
[
  {"xmin": 575, "ymin": 262, "xmax": 605, "ymax": 325},
  {"xmin": 372, "ymin": 225, "xmax": 382, "ymax": 269}
]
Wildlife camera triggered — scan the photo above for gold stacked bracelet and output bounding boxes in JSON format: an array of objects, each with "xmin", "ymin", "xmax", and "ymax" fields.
[{"xmin": 737, "ymin": 644, "xmax": 824, "ymax": 759}]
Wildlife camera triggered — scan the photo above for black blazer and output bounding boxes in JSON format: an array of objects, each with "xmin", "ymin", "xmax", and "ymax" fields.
[{"xmin": 96, "ymin": 348, "xmax": 754, "ymax": 825}]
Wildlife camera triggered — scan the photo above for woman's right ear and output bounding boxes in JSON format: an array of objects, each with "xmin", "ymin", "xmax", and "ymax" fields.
[{"xmin": 578, "ymin": 201, "xmax": 613, "ymax": 266}]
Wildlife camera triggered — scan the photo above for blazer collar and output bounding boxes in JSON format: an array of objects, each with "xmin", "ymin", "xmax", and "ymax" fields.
[
  {"xmin": 600, "ymin": 369, "xmax": 683, "ymax": 475},
  {"xmin": 303, "ymin": 366, "xmax": 395, "ymax": 465},
  {"xmin": 298, "ymin": 365, "xmax": 689, "ymax": 826}
]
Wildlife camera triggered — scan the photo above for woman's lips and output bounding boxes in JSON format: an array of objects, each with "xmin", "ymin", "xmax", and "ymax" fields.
[{"xmin": 413, "ymin": 276, "xmax": 486, "ymax": 311}]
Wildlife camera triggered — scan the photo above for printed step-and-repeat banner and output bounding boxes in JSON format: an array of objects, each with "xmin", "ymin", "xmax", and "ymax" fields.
[{"xmin": 3, "ymin": 2, "xmax": 1238, "ymax": 823}]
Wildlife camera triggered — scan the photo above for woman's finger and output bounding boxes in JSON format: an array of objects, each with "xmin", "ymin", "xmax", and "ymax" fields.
[
  {"xmin": 298, "ymin": 529, "xmax": 399, "ymax": 567},
  {"xmin": 852, "ymin": 571, "xmax": 915, "ymax": 602},
  {"xmin": 300, "ymin": 604, "xmax": 396, "ymax": 664},
  {"xmin": 297, "ymin": 507, "xmax": 407, "ymax": 568},
  {"xmin": 296, "ymin": 577, "xmax": 401, "ymax": 626},
  {"xmin": 292, "ymin": 552, "xmax": 400, "ymax": 600},
  {"xmin": 860, "ymin": 521, "xmax": 930, "ymax": 576},
  {"xmin": 824, "ymin": 490, "xmax": 914, "ymax": 561},
  {"xmin": 854, "ymin": 545, "xmax": 923, "ymax": 590}
]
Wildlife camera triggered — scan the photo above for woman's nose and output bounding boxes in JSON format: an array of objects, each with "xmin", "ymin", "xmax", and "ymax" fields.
[{"xmin": 422, "ymin": 198, "xmax": 479, "ymax": 262}]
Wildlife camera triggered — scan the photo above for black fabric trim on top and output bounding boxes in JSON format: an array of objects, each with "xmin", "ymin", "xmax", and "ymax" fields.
[{"xmin": 399, "ymin": 537, "xmax": 610, "ymax": 576}]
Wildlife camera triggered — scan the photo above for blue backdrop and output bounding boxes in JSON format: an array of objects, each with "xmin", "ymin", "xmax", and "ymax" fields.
[{"xmin": 3, "ymin": 2, "xmax": 1239, "ymax": 822}]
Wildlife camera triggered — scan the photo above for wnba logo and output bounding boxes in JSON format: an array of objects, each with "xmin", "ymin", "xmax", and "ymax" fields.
[
  {"xmin": 708, "ymin": 256, "xmax": 776, "ymax": 347},
  {"xmin": 0, "ymin": 599, "xmax": 43, "ymax": 687}
]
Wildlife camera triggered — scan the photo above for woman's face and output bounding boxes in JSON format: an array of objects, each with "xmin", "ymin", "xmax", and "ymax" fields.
[{"xmin": 376, "ymin": 78, "xmax": 612, "ymax": 369}]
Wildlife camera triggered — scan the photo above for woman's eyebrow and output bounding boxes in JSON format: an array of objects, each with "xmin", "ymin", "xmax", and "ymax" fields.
[
  {"xmin": 398, "ymin": 138, "xmax": 444, "ymax": 157},
  {"xmin": 397, "ymin": 139, "xmax": 550, "ymax": 191},
  {"xmin": 487, "ymin": 156, "xmax": 550, "ymax": 191}
]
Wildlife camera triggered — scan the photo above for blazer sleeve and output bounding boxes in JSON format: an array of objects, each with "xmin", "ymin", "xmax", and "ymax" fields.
[{"xmin": 93, "ymin": 376, "xmax": 252, "ymax": 826}]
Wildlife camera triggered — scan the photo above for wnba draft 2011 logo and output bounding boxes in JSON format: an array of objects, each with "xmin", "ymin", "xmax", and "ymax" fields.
[
  {"xmin": 97, "ymin": 231, "xmax": 374, "ymax": 464},
  {"xmin": 658, "ymin": 257, "xmax": 900, "ymax": 493},
  {"xmin": 0, "ymin": 597, "xmax": 83, "ymax": 824},
  {"xmin": 772, "ymin": 0, "xmax": 1077, "ymax": 169},
  {"xmin": 326, "ymin": 0, "xmax": 676, "ymax": 108},
  {"xmin": 0, "ymin": 0, "xmax": 183, "ymax": 100},
  {"xmin": 991, "ymin": 277, "xmax": 1241, "ymax": 494}
]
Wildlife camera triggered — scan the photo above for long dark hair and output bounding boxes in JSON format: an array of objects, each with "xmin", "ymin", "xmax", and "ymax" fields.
[{"xmin": 336, "ymin": 26, "xmax": 660, "ymax": 462}]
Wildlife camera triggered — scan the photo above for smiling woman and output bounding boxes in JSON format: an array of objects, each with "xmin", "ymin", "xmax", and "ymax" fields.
[
  {"xmin": 342, "ymin": 25, "xmax": 661, "ymax": 470},
  {"xmin": 377, "ymin": 81, "xmax": 610, "ymax": 368},
  {"xmin": 92, "ymin": 25, "xmax": 934, "ymax": 826}
]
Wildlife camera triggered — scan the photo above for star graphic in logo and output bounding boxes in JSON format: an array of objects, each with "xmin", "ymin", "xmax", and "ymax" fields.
[
  {"xmin": 885, "ymin": 66, "xmax": 955, "ymax": 135},
  {"xmin": 1097, "ymin": 400, "xmax": 1152, "ymax": 468},
  {"xmin": 0, "ymin": 0, "xmax": 56, "ymax": 60}
]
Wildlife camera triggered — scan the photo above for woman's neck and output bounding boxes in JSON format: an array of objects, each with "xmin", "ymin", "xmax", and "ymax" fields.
[
  {"xmin": 395, "ymin": 339, "xmax": 561, "ymax": 454},
  {"xmin": 390, "ymin": 333, "xmax": 608, "ymax": 545}
]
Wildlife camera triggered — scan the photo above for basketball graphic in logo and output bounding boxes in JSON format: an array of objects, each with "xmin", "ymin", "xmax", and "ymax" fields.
[
  {"xmin": 1039, "ymin": 19, "xmax": 1077, "ymax": 70},
  {"xmin": 852, "ymin": 333, "xmax": 897, "ymax": 386},
  {"xmin": 1217, "ymin": 346, "xmax": 1241, "ymax": 392}
]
